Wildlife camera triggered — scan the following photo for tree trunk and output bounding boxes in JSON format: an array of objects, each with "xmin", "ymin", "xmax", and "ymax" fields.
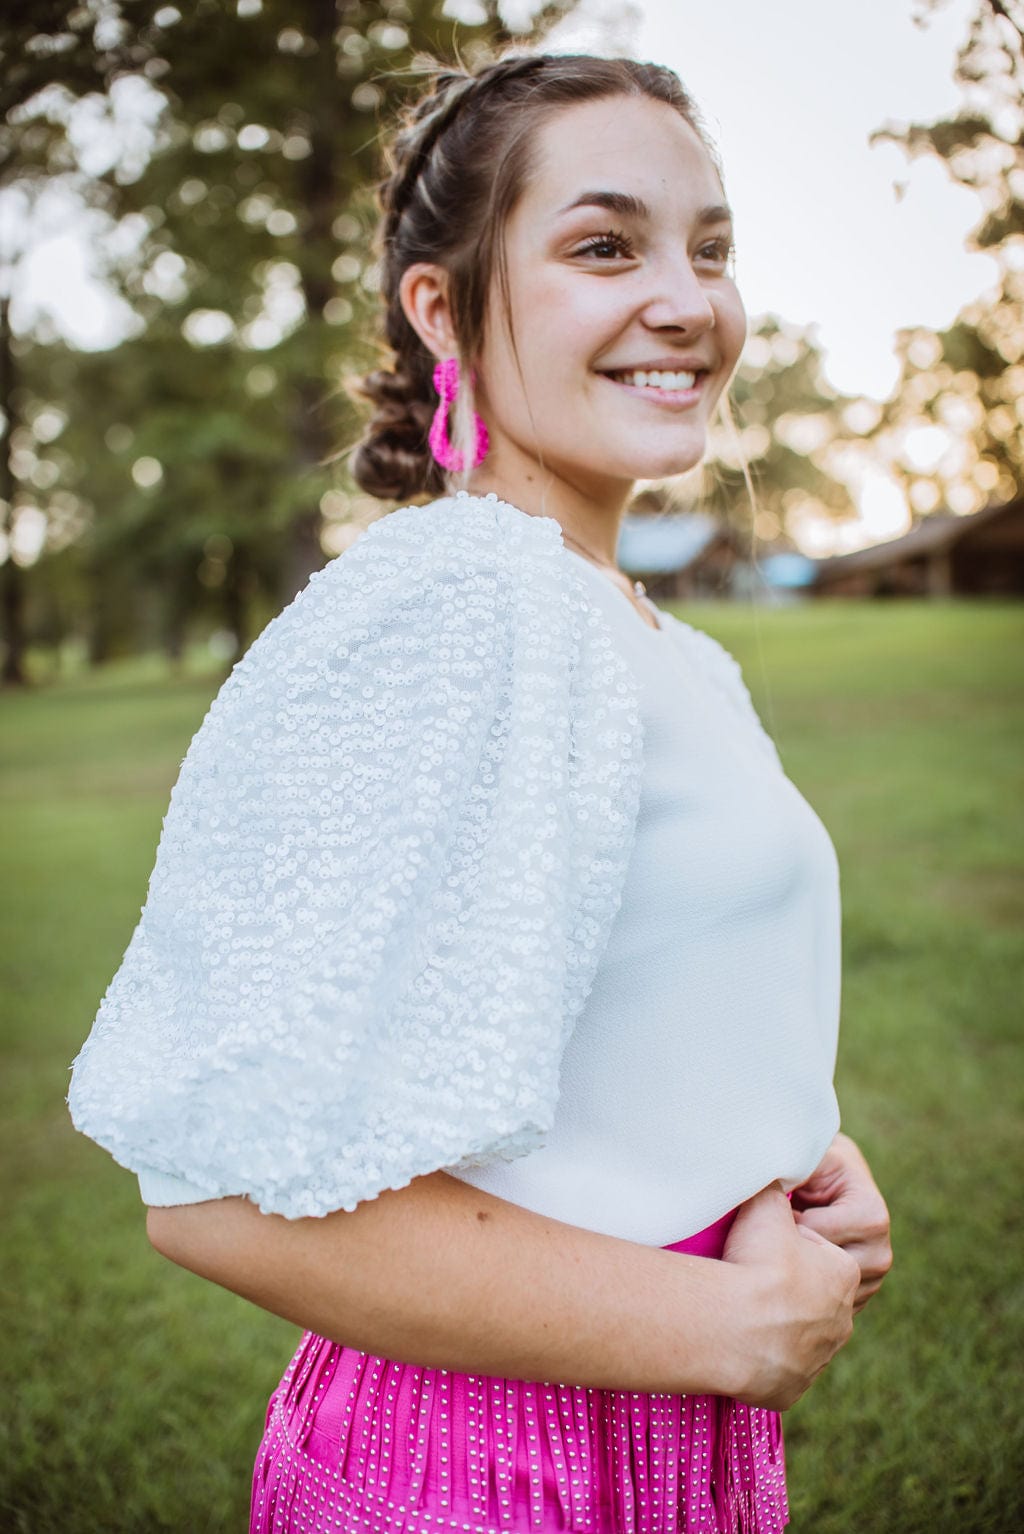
[
  {"xmin": 0, "ymin": 295, "xmax": 28, "ymax": 687},
  {"xmin": 285, "ymin": 491, "xmax": 326, "ymax": 603},
  {"xmin": 86, "ymin": 580, "xmax": 114, "ymax": 666},
  {"xmin": 162, "ymin": 557, "xmax": 193, "ymax": 673},
  {"xmin": 282, "ymin": 0, "xmax": 349, "ymax": 603},
  {"xmin": 222, "ymin": 542, "xmax": 254, "ymax": 661}
]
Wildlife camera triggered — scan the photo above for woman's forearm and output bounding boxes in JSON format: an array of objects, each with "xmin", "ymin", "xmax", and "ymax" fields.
[
  {"xmin": 148, "ymin": 1169, "xmax": 858, "ymax": 1407},
  {"xmin": 147, "ymin": 1168, "xmax": 746, "ymax": 1397}
]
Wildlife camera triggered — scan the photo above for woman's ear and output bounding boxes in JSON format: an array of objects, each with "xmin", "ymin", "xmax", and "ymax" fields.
[{"xmin": 398, "ymin": 263, "xmax": 459, "ymax": 360}]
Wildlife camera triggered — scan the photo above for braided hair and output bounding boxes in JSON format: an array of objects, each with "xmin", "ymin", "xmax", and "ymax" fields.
[{"xmin": 349, "ymin": 52, "xmax": 721, "ymax": 502}]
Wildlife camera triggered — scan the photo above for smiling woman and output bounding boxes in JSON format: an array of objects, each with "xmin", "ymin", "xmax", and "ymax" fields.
[
  {"xmin": 68, "ymin": 49, "xmax": 891, "ymax": 1534},
  {"xmin": 459, "ymin": 95, "xmax": 748, "ymax": 525}
]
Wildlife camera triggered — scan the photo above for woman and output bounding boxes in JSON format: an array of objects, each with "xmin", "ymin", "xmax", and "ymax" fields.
[{"xmin": 68, "ymin": 52, "xmax": 893, "ymax": 1533}]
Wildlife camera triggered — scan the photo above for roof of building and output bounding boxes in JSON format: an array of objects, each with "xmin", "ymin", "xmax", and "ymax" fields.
[{"xmin": 814, "ymin": 498, "xmax": 1020, "ymax": 579}]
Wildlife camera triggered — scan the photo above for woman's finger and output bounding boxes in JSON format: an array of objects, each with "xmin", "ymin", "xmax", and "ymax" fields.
[{"xmin": 793, "ymin": 1204, "xmax": 862, "ymax": 1248}]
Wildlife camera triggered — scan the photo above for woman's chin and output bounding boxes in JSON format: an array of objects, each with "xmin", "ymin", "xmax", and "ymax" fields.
[
  {"xmin": 614, "ymin": 445, "xmax": 707, "ymax": 482},
  {"xmin": 600, "ymin": 426, "xmax": 709, "ymax": 483}
]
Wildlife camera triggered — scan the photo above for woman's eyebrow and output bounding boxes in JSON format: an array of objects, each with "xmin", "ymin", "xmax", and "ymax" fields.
[{"xmin": 556, "ymin": 190, "xmax": 734, "ymax": 226}]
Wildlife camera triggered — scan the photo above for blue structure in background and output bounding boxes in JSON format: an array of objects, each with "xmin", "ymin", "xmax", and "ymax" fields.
[
  {"xmin": 616, "ymin": 512, "xmax": 721, "ymax": 575},
  {"xmin": 616, "ymin": 512, "xmax": 817, "ymax": 601},
  {"xmin": 756, "ymin": 551, "xmax": 818, "ymax": 590}
]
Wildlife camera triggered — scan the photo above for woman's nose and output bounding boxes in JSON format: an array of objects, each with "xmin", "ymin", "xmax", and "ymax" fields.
[{"xmin": 640, "ymin": 259, "xmax": 716, "ymax": 334}]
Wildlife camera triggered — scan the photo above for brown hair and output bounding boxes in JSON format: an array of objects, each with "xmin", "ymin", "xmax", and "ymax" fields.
[{"xmin": 348, "ymin": 51, "xmax": 726, "ymax": 502}]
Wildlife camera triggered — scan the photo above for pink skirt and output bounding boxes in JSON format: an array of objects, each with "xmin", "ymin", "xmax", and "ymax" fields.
[{"xmin": 250, "ymin": 1208, "xmax": 788, "ymax": 1533}]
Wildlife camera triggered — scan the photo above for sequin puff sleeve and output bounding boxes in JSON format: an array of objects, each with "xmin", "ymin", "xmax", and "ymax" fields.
[{"xmin": 66, "ymin": 495, "xmax": 644, "ymax": 1219}]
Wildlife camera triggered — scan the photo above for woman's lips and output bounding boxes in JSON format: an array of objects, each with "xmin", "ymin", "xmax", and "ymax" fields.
[{"xmin": 597, "ymin": 370, "xmax": 708, "ymax": 407}]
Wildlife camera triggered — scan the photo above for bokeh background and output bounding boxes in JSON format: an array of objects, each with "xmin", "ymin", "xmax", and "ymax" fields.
[{"xmin": 2, "ymin": 2, "xmax": 1022, "ymax": 1531}]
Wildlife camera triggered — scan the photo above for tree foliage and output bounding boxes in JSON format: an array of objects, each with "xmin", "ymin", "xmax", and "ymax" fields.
[
  {"xmin": 2, "ymin": 0, "xmax": 576, "ymax": 679},
  {"xmin": 867, "ymin": 0, "xmax": 1024, "ymax": 516},
  {"xmin": 704, "ymin": 316, "xmax": 861, "ymax": 550}
]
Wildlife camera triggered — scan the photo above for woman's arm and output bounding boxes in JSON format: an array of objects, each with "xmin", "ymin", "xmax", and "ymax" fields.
[
  {"xmin": 147, "ymin": 1170, "xmax": 859, "ymax": 1412},
  {"xmin": 791, "ymin": 1131, "xmax": 894, "ymax": 1312}
]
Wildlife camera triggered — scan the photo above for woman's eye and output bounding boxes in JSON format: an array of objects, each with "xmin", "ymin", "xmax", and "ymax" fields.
[
  {"xmin": 574, "ymin": 228, "xmax": 635, "ymax": 261},
  {"xmin": 572, "ymin": 230, "xmax": 735, "ymax": 268},
  {"xmin": 699, "ymin": 238, "xmax": 737, "ymax": 267}
]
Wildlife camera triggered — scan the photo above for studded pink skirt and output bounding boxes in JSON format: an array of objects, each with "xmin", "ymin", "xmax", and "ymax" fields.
[{"xmin": 250, "ymin": 1208, "xmax": 788, "ymax": 1533}]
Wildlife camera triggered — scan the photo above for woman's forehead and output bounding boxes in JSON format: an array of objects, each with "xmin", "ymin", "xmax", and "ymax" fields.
[{"xmin": 524, "ymin": 96, "xmax": 723, "ymax": 221}]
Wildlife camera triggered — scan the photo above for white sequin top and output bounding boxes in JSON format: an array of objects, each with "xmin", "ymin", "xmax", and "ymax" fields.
[{"xmin": 67, "ymin": 492, "xmax": 840, "ymax": 1235}]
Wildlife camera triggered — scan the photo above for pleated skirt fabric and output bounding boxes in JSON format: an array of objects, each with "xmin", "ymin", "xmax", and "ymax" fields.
[{"xmin": 250, "ymin": 1209, "xmax": 788, "ymax": 1534}]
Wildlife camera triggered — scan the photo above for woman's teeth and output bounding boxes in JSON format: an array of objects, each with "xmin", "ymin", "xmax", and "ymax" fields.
[{"xmin": 609, "ymin": 368, "xmax": 699, "ymax": 391}]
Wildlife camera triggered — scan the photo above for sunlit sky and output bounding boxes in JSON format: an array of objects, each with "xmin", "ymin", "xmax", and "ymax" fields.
[{"xmin": 10, "ymin": 0, "xmax": 1004, "ymax": 555}]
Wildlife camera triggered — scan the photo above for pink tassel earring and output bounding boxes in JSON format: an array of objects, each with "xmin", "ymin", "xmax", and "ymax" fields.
[{"xmin": 428, "ymin": 357, "xmax": 489, "ymax": 471}]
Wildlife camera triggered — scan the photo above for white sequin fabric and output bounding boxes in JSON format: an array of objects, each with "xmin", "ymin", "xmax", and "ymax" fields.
[{"xmin": 67, "ymin": 492, "xmax": 650, "ymax": 1218}]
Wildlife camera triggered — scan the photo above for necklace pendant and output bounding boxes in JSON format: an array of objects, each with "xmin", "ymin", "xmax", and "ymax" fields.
[{"xmin": 633, "ymin": 579, "xmax": 647, "ymax": 598}]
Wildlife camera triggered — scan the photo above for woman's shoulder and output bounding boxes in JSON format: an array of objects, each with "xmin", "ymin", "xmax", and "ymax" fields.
[
  {"xmin": 201, "ymin": 494, "xmax": 558, "ymax": 710},
  {"xmin": 234, "ymin": 489, "xmax": 600, "ymax": 694},
  {"xmin": 656, "ymin": 608, "xmax": 743, "ymax": 680},
  {"xmin": 180, "ymin": 490, "xmax": 632, "ymax": 770},
  {"xmin": 326, "ymin": 487, "xmax": 573, "ymax": 589},
  {"xmin": 249, "ymin": 492, "xmax": 571, "ymax": 657},
  {"xmin": 330, "ymin": 490, "xmax": 566, "ymax": 576},
  {"xmin": 658, "ymin": 610, "xmax": 784, "ymax": 769}
]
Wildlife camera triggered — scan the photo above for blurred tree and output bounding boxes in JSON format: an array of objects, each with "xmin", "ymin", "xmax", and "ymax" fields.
[
  {"xmin": 1, "ymin": 0, "xmax": 141, "ymax": 684},
  {"xmin": 2, "ymin": 0, "xmax": 577, "ymax": 680},
  {"xmin": 0, "ymin": 294, "xmax": 23, "ymax": 685},
  {"xmin": 18, "ymin": 325, "xmax": 291, "ymax": 667},
  {"xmin": 868, "ymin": 0, "xmax": 1024, "ymax": 518},
  {"xmin": 684, "ymin": 315, "xmax": 860, "ymax": 551}
]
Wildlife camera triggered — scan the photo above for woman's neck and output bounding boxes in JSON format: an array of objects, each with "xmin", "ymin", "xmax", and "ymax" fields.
[{"xmin": 465, "ymin": 457, "xmax": 633, "ymax": 568}]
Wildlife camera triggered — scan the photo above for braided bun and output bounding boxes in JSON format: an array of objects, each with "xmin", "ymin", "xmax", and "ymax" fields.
[
  {"xmin": 349, "ymin": 362, "xmax": 444, "ymax": 504},
  {"xmin": 347, "ymin": 52, "xmax": 717, "ymax": 501}
]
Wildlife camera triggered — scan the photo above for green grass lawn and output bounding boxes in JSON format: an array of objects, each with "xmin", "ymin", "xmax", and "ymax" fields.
[{"xmin": 2, "ymin": 599, "xmax": 1022, "ymax": 1533}]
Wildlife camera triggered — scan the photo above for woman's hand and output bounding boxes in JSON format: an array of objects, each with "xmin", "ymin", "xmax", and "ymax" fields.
[
  {"xmin": 790, "ymin": 1132, "xmax": 893, "ymax": 1313},
  {"xmin": 719, "ymin": 1182, "xmax": 861, "ymax": 1412}
]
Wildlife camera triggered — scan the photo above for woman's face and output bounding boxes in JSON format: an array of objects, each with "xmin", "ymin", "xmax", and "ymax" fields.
[{"xmin": 474, "ymin": 93, "xmax": 747, "ymax": 504}]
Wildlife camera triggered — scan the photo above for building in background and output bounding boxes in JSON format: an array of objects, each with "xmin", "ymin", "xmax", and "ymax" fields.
[
  {"xmin": 811, "ymin": 498, "xmax": 1024, "ymax": 598},
  {"xmin": 616, "ymin": 501, "xmax": 817, "ymax": 604},
  {"xmin": 615, "ymin": 496, "xmax": 1024, "ymax": 603}
]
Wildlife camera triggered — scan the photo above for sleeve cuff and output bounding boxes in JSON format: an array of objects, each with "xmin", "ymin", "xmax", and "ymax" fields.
[{"xmin": 137, "ymin": 1166, "xmax": 218, "ymax": 1207}]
